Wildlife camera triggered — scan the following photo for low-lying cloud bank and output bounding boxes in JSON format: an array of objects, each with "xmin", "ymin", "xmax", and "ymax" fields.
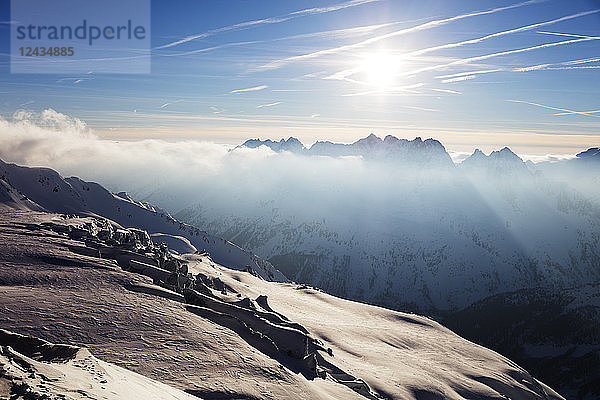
[
  {"xmin": 0, "ymin": 109, "xmax": 267, "ymax": 191},
  {"xmin": 0, "ymin": 109, "xmax": 592, "ymax": 208}
]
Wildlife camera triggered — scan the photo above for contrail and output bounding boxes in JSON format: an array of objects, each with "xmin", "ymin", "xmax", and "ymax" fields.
[
  {"xmin": 156, "ymin": 23, "xmax": 404, "ymax": 58},
  {"xmin": 440, "ymin": 55, "xmax": 600, "ymax": 77},
  {"xmin": 512, "ymin": 63, "xmax": 552, "ymax": 72},
  {"xmin": 256, "ymin": 102, "xmax": 282, "ymax": 108},
  {"xmin": 406, "ymin": 9, "xmax": 599, "ymax": 57},
  {"xmin": 563, "ymin": 57, "xmax": 600, "ymax": 65},
  {"xmin": 442, "ymin": 75, "xmax": 477, "ymax": 83},
  {"xmin": 403, "ymin": 37, "xmax": 599, "ymax": 78},
  {"xmin": 323, "ymin": 10, "xmax": 597, "ymax": 82},
  {"xmin": 256, "ymin": 0, "xmax": 543, "ymax": 70},
  {"xmin": 463, "ymin": 58, "xmax": 600, "ymax": 76},
  {"xmin": 554, "ymin": 109, "xmax": 600, "ymax": 116},
  {"xmin": 155, "ymin": 0, "xmax": 381, "ymax": 50},
  {"xmin": 230, "ymin": 85, "xmax": 268, "ymax": 94},
  {"xmin": 341, "ymin": 83, "xmax": 424, "ymax": 96},
  {"xmin": 158, "ymin": 41, "xmax": 261, "ymax": 57},
  {"xmin": 431, "ymin": 88, "xmax": 462, "ymax": 95},
  {"xmin": 507, "ymin": 100, "xmax": 600, "ymax": 118},
  {"xmin": 537, "ymin": 31, "xmax": 595, "ymax": 39},
  {"xmin": 436, "ymin": 69, "xmax": 503, "ymax": 79}
]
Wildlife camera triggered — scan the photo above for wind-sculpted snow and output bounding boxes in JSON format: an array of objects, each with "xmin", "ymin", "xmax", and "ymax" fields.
[
  {"xmin": 0, "ymin": 210, "xmax": 564, "ymax": 399},
  {"xmin": 0, "ymin": 329, "xmax": 199, "ymax": 400}
]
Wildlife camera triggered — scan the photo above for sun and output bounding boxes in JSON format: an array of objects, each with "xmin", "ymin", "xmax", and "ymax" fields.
[{"xmin": 359, "ymin": 51, "xmax": 402, "ymax": 89}]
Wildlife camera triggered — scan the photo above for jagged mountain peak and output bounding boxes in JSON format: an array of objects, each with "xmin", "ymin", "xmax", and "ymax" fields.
[
  {"xmin": 491, "ymin": 146, "xmax": 522, "ymax": 161},
  {"xmin": 239, "ymin": 137, "xmax": 305, "ymax": 153},
  {"xmin": 240, "ymin": 135, "xmax": 453, "ymax": 166},
  {"xmin": 462, "ymin": 146, "xmax": 525, "ymax": 169},
  {"xmin": 362, "ymin": 133, "xmax": 382, "ymax": 142},
  {"xmin": 352, "ymin": 133, "xmax": 383, "ymax": 149},
  {"xmin": 576, "ymin": 147, "xmax": 600, "ymax": 160}
]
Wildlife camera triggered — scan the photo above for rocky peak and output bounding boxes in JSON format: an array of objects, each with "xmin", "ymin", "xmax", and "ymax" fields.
[{"xmin": 576, "ymin": 147, "xmax": 600, "ymax": 160}]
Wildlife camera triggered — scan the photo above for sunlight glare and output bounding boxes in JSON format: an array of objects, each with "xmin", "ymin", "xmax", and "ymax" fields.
[{"xmin": 360, "ymin": 52, "xmax": 402, "ymax": 89}]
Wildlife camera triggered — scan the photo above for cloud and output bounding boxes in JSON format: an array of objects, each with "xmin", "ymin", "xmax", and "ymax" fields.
[
  {"xmin": 521, "ymin": 153, "xmax": 577, "ymax": 163},
  {"xmin": 257, "ymin": 102, "xmax": 282, "ymax": 109},
  {"xmin": 1, "ymin": 109, "xmax": 595, "ymax": 229},
  {"xmin": 155, "ymin": 0, "xmax": 381, "ymax": 50},
  {"xmin": 230, "ymin": 85, "xmax": 268, "ymax": 94},
  {"xmin": 257, "ymin": 0, "xmax": 541, "ymax": 70},
  {"xmin": 0, "ymin": 110, "xmax": 231, "ymax": 189},
  {"xmin": 448, "ymin": 151, "xmax": 473, "ymax": 163}
]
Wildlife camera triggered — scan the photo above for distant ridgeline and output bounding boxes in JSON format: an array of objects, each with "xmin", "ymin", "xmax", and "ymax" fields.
[
  {"xmin": 239, "ymin": 134, "xmax": 600, "ymax": 167},
  {"xmin": 238, "ymin": 134, "xmax": 454, "ymax": 166}
]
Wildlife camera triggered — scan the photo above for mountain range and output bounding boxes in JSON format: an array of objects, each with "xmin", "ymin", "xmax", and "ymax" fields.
[
  {"xmin": 1, "ymin": 133, "xmax": 598, "ymax": 398},
  {"xmin": 239, "ymin": 134, "xmax": 454, "ymax": 166},
  {"xmin": 175, "ymin": 135, "xmax": 600, "ymax": 313},
  {"xmin": 0, "ymin": 159, "xmax": 566, "ymax": 399}
]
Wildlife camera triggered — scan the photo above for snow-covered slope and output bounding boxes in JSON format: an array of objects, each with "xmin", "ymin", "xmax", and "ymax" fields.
[
  {"xmin": 0, "ymin": 210, "xmax": 564, "ymax": 400},
  {"xmin": 0, "ymin": 175, "xmax": 45, "ymax": 212},
  {"xmin": 0, "ymin": 329, "xmax": 199, "ymax": 400},
  {"xmin": 0, "ymin": 158, "xmax": 285, "ymax": 282},
  {"xmin": 444, "ymin": 282, "xmax": 600, "ymax": 400}
]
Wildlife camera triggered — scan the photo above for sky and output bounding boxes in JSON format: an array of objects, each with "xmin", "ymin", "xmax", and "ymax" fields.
[{"xmin": 0, "ymin": 0, "xmax": 599, "ymax": 156}]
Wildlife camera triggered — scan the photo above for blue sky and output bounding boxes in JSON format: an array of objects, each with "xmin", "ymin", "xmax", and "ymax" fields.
[{"xmin": 1, "ymin": 0, "xmax": 599, "ymax": 155}]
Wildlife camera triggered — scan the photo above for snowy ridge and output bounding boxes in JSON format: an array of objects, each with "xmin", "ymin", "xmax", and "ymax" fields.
[{"xmin": 0, "ymin": 158, "xmax": 286, "ymax": 282}]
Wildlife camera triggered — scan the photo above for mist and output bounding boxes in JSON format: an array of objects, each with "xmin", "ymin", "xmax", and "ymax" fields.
[{"xmin": 1, "ymin": 109, "xmax": 598, "ymax": 311}]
